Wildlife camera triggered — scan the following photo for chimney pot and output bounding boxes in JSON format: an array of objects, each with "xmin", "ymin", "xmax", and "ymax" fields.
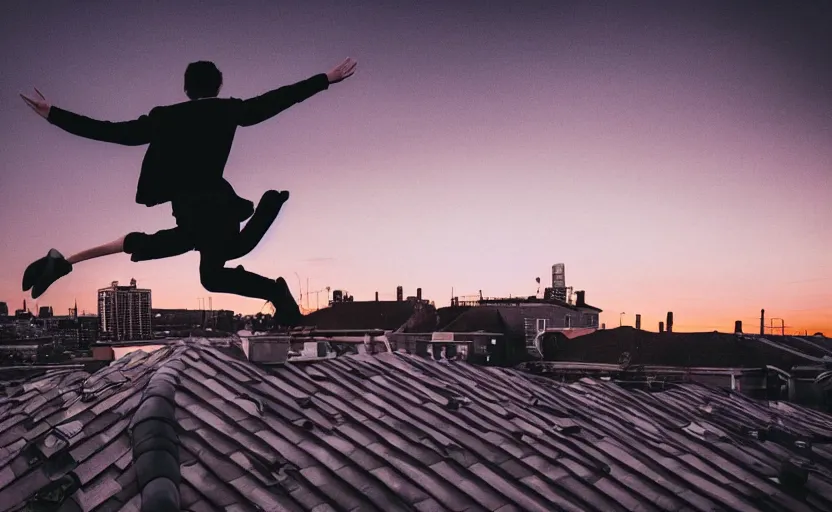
[
  {"xmin": 666, "ymin": 312, "xmax": 674, "ymax": 334},
  {"xmin": 735, "ymin": 320, "xmax": 743, "ymax": 334},
  {"xmin": 396, "ymin": 286, "xmax": 403, "ymax": 302},
  {"xmin": 760, "ymin": 309, "xmax": 765, "ymax": 336},
  {"xmin": 417, "ymin": 287, "xmax": 422, "ymax": 301},
  {"xmin": 635, "ymin": 314, "xmax": 641, "ymax": 330},
  {"xmin": 375, "ymin": 291, "xmax": 379, "ymax": 302},
  {"xmin": 659, "ymin": 321, "xmax": 665, "ymax": 333}
]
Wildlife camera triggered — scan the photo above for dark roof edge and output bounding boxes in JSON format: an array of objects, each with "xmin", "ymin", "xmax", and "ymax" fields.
[{"xmin": 129, "ymin": 354, "xmax": 182, "ymax": 512}]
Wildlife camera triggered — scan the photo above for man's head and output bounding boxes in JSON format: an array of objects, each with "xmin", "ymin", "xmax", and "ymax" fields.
[{"xmin": 184, "ymin": 61, "xmax": 223, "ymax": 100}]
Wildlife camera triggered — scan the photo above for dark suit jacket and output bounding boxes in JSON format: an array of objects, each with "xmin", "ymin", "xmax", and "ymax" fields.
[{"xmin": 47, "ymin": 73, "xmax": 330, "ymax": 216}]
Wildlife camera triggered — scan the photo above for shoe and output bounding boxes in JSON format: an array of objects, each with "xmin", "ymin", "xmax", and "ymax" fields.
[
  {"xmin": 31, "ymin": 250, "xmax": 73, "ymax": 299},
  {"xmin": 22, "ymin": 249, "xmax": 63, "ymax": 292},
  {"xmin": 271, "ymin": 277, "xmax": 303, "ymax": 328}
]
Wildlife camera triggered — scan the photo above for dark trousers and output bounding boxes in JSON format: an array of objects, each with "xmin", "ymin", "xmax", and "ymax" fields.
[{"xmin": 123, "ymin": 190, "xmax": 286, "ymax": 301}]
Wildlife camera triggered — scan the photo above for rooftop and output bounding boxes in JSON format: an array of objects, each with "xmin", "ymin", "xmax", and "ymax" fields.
[
  {"xmin": 541, "ymin": 327, "xmax": 832, "ymax": 370},
  {"xmin": 299, "ymin": 300, "xmax": 427, "ymax": 331},
  {"xmin": 1, "ymin": 338, "xmax": 832, "ymax": 511}
]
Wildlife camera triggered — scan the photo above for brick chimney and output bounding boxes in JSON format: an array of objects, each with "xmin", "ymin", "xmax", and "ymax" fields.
[
  {"xmin": 396, "ymin": 286, "xmax": 403, "ymax": 302},
  {"xmin": 659, "ymin": 321, "xmax": 664, "ymax": 333},
  {"xmin": 417, "ymin": 288, "xmax": 422, "ymax": 301},
  {"xmin": 575, "ymin": 290, "xmax": 586, "ymax": 306},
  {"xmin": 375, "ymin": 291, "xmax": 379, "ymax": 302},
  {"xmin": 735, "ymin": 320, "xmax": 743, "ymax": 334},
  {"xmin": 666, "ymin": 312, "xmax": 673, "ymax": 334},
  {"xmin": 635, "ymin": 314, "xmax": 641, "ymax": 330}
]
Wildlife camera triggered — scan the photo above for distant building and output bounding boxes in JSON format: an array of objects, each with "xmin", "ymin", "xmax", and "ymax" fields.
[
  {"xmin": 98, "ymin": 279, "xmax": 152, "ymax": 341},
  {"xmin": 152, "ymin": 308, "xmax": 236, "ymax": 335},
  {"xmin": 14, "ymin": 299, "xmax": 32, "ymax": 321},
  {"xmin": 78, "ymin": 316, "xmax": 100, "ymax": 349},
  {"xmin": 0, "ymin": 302, "xmax": 8, "ymax": 316},
  {"xmin": 38, "ymin": 306, "xmax": 53, "ymax": 318}
]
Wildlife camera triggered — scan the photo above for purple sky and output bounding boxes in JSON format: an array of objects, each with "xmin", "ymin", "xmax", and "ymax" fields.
[{"xmin": 1, "ymin": 1, "xmax": 830, "ymax": 333}]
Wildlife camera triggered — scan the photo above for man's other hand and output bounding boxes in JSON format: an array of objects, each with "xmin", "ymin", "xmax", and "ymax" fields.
[
  {"xmin": 20, "ymin": 88, "xmax": 51, "ymax": 119},
  {"xmin": 326, "ymin": 57, "xmax": 357, "ymax": 84}
]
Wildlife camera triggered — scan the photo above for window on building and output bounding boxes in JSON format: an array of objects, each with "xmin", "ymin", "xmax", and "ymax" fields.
[{"xmin": 536, "ymin": 318, "xmax": 548, "ymax": 332}]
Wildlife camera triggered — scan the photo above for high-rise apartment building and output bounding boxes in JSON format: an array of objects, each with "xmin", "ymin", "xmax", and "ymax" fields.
[{"xmin": 98, "ymin": 279, "xmax": 152, "ymax": 341}]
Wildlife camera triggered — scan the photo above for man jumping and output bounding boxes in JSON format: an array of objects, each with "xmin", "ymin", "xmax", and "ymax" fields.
[{"xmin": 20, "ymin": 57, "xmax": 357, "ymax": 327}]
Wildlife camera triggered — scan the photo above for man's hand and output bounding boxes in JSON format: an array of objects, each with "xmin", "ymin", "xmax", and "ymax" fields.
[
  {"xmin": 326, "ymin": 57, "xmax": 357, "ymax": 85},
  {"xmin": 20, "ymin": 88, "xmax": 51, "ymax": 120}
]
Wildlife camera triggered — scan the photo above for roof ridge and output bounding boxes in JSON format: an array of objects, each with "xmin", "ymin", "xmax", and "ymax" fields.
[{"xmin": 128, "ymin": 351, "xmax": 184, "ymax": 512}]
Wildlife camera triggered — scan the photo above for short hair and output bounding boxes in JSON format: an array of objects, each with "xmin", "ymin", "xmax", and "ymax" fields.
[{"xmin": 184, "ymin": 61, "xmax": 223, "ymax": 100}]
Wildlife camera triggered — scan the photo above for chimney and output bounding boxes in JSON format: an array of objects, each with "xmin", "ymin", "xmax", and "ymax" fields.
[
  {"xmin": 635, "ymin": 314, "xmax": 641, "ymax": 330},
  {"xmin": 375, "ymin": 291, "xmax": 379, "ymax": 302},
  {"xmin": 130, "ymin": 278, "xmax": 137, "ymax": 287},
  {"xmin": 417, "ymin": 288, "xmax": 422, "ymax": 301},
  {"xmin": 760, "ymin": 309, "xmax": 765, "ymax": 335},
  {"xmin": 659, "ymin": 321, "xmax": 665, "ymax": 333},
  {"xmin": 396, "ymin": 286, "xmax": 403, "ymax": 302},
  {"xmin": 666, "ymin": 312, "xmax": 674, "ymax": 333},
  {"xmin": 735, "ymin": 320, "xmax": 743, "ymax": 334},
  {"xmin": 240, "ymin": 334, "xmax": 291, "ymax": 363},
  {"xmin": 575, "ymin": 290, "xmax": 586, "ymax": 306}
]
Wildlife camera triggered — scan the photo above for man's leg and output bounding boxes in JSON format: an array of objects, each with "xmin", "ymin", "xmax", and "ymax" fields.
[
  {"xmin": 195, "ymin": 212, "xmax": 302, "ymax": 326},
  {"xmin": 25, "ymin": 227, "xmax": 194, "ymax": 299},
  {"xmin": 198, "ymin": 258, "xmax": 302, "ymax": 327},
  {"xmin": 66, "ymin": 236, "xmax": 127, "ymax": 264},
  {"xmin": 227, "ymin": 190, "xmax": 290, "ymax": 261},
  {"xmin": 23, "ymin": 237, "xmax": 126, "ymax": 292}
]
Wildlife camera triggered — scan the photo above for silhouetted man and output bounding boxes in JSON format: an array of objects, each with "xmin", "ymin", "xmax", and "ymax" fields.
[{"xmin": 20, "ymin": 57, "xmax": 357, "ymax": 327}]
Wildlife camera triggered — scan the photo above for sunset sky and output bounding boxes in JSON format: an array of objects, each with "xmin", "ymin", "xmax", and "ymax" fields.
[{"xmin": 1, "ymin": 1, "xmax": 829, "ymax": 334}]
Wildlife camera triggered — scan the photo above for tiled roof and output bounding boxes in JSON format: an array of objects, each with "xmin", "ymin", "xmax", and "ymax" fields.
[
  {"xmin": 299, "ymin": 301, "xmax": 421, "ymax": 330},
  {"xmin": 1, "ymin": 338, "xmax": 832, "ymax": 511},
  {"xmin": 541, "ymin": 327, "xmax": 832, "ymax": 369}
]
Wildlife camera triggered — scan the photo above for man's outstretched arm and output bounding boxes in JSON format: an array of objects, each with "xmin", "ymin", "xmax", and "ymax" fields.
[
  {"xmin": 237, "ymin": 57, "xmax": 357, "ymax": 127},
  {"xmin": 20, "ymin": 88, "xmax": 151, "ymax": 146}
]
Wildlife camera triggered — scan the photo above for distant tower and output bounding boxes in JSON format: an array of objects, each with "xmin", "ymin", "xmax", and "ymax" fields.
[{"xmin": 551, "ymin": 263, "xmax": 567, "ymax": 302}]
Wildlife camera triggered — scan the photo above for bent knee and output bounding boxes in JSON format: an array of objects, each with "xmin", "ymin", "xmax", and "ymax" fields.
[{"xmin": 199, "ymin": 266, "xmax": 225, "ymax": 292}]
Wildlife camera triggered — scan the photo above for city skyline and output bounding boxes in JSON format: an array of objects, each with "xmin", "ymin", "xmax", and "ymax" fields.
[{"xmin": 1, "ymin": 1, "xmax": 830, "ymax": 334}]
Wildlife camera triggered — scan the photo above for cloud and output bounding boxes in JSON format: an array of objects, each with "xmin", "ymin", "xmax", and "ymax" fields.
[{"xmin": 302, "ymin": 257, "xmax": 336, "ymax": 264}]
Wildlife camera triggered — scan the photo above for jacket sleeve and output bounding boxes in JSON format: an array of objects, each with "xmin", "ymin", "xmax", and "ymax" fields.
[
  {"xmin": 47, "ymin": 107, "xmax": 152, "ymax": 146},
  {"xmin": 236, "ymin": 73, "xmax": 329, "ymax": 127}
]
